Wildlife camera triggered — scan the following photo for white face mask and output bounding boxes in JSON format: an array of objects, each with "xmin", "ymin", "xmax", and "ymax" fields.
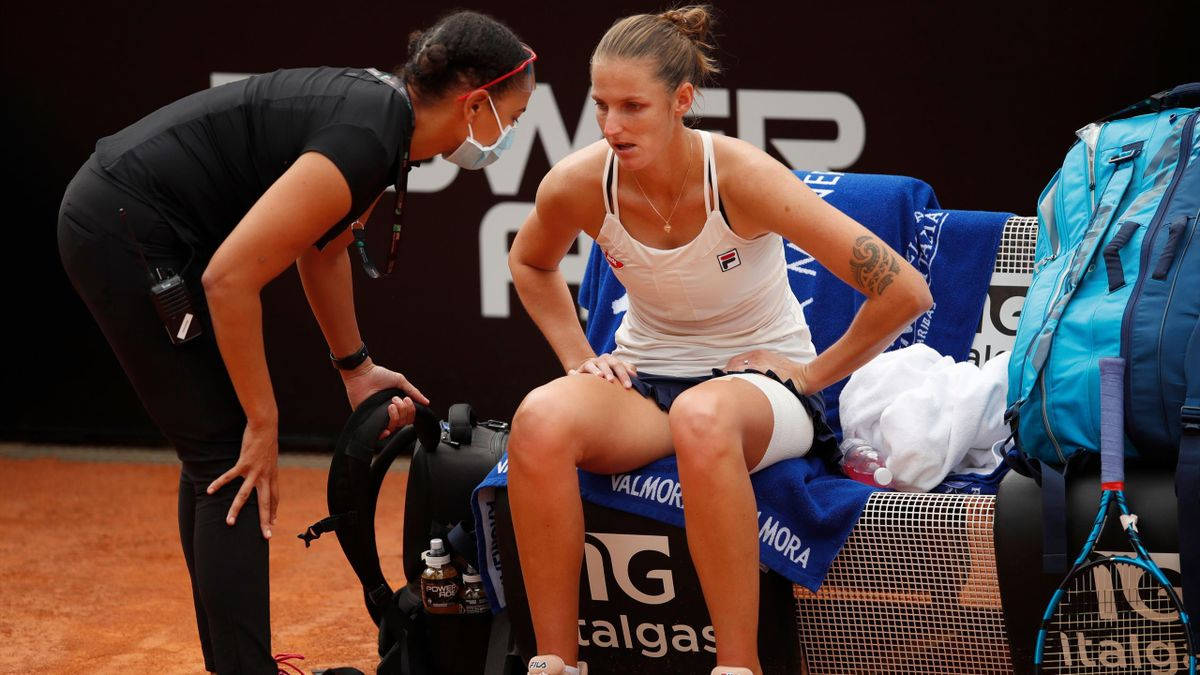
[{"xmin": 442, "ymin": 95, "xmax": 515, "ymax": 170}]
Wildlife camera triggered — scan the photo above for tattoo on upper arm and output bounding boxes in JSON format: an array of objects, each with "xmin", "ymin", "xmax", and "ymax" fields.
[{"xmin": 849, "ymin": 235, "xmax": 901, "ymax": 296}]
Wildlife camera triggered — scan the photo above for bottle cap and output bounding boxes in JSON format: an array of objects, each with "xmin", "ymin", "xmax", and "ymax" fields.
[
  {"xmin": 424, "ymin": 538, "xmax": 451, "ymax": 567},
  {"xmin": 873, "ymin": 467, "xmax": 893, "ymax": 487}
]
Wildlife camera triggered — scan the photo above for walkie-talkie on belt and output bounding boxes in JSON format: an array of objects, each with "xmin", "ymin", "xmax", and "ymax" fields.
[{"xmin": 119, "ymin": 208, "xmax": 202, "ymax": 345}]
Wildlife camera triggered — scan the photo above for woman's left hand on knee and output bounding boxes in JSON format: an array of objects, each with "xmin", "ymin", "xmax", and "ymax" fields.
[{"xmin": 207, "ymin": 422, "xmax": 280, "ymax": 540}]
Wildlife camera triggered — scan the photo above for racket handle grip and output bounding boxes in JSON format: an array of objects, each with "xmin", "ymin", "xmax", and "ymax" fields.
[{"xmin": 1099, "ymin": 357, "xmax": 1126, "ymax": 487}]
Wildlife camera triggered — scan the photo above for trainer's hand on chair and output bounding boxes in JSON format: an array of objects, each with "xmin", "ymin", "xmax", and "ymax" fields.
[
  {"xmin": 207, "ymin": 420, "xmax": 280, "ymax": 540},
  {"xmin": 341, "ymin": 359, "xmax": 430, "ymax": 440},
  {"xmin": 569, "ymin": 353, "xmax": 638, "ymax": 388}
]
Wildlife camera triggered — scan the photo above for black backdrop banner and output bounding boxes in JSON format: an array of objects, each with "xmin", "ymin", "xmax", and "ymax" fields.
[{"xmin": 3, "ymin": 0, "xmax": 1196, "ymax": 448}]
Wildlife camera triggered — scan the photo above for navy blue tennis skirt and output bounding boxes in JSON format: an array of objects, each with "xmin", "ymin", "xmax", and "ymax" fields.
[{"xmin": 628, "ymin": 368, "xmax": 839, "ymax": 461}]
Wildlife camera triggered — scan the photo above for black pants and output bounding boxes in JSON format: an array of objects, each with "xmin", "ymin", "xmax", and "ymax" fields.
[{"xmin": 58, "ymin": 159, "xmax": 276, "ymax": 674}]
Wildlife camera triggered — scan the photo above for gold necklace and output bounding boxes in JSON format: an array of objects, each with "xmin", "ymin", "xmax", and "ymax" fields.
[{"xmin": 632, "ymin": 132, "xmax": 695, "ymax": 234}]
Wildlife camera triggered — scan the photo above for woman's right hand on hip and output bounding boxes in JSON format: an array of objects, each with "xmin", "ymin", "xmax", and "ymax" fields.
[
  {"xmin": 569, "ymin": 353, "xmax": 638, "ymax": 388},
  {"xmin": 206, "ymin": 420, "xmax": 280, "ymax": 540}
]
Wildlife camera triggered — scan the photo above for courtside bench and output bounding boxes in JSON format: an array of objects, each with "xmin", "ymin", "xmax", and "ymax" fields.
[{"xmin": 488, "ymin": 217, "xmax": 1184, "ymax": 674}]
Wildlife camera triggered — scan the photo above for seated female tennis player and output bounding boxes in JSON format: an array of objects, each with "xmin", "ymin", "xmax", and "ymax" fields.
[{"xmin": 506, "ymin": 6, "xmax": 932, "ymax": 674}]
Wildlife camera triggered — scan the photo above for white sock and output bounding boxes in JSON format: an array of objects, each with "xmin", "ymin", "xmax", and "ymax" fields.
[{"xmin": 562, "ymin": 667, "xmax": 579, "ymax": 675}]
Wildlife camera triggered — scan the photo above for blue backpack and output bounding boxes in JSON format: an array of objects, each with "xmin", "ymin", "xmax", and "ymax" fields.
[
  {"xmin": 1007, "ymin": 84, "xmax": 1199, "ymax": 468},
  {"xmin": 1006, "ymin": 83, "xmax": 1200, "ymax": 645}
]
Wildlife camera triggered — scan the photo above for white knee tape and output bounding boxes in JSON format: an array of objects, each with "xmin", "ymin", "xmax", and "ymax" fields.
[{"xmin": 718, "ymin": 373, "xmax": 814, "ymax": 472}]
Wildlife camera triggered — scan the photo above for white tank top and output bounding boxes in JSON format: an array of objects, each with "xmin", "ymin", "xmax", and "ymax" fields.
[{"xmin": 596, "ymin": 130, "xmax": 817, "ymax": 377}]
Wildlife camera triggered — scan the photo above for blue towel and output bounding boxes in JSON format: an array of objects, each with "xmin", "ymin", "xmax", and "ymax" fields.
[
  {"xmin": 909, "ymin": 209, "xmax": 1010, "ymax": 360},
  {"xmin": 471, "ymin": 452, "xmax": 879, "ymax": 612},
  {"xmin": 578, "ymin": 171, "xmax": 1011, "ymax": 434}
]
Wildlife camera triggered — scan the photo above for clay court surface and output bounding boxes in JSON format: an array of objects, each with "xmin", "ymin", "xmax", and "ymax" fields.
[{"xmin": 0, "ymin": 443, "xmax": 409, "ymax": 674}]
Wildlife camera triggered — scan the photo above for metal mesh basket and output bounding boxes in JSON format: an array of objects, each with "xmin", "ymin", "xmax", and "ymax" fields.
[
  {"xmin": 793, "ymin": 216, "xmax": 1040, "ymax": 672},
  {"xmin": 993, "ymin": 216, "xmax": 1039, "ymax": 275},
  {"xmin": 794, "ymin": 493, "xmax": 1012, "ymax": 674}
]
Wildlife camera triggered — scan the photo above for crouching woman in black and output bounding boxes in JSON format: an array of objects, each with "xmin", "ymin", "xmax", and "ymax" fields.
[{"xmin": 57, "ymin": 11, "xmax": 535, "ymax": 673}]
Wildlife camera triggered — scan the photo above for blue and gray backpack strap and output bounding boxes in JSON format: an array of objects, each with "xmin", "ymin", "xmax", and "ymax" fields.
[
  {"xmin": 1000, "ymin": 417, "xmax": 1076, "ymax": 576},
  {"xmin": 1180, "ymin": 325, "xmax": 1200, "ymax": 645},
  {"xmin": 1019, "ymin": 143, "xmax": 1140, "ymax": 388}
]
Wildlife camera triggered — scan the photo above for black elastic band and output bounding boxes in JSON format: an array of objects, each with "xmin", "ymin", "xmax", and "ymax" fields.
[
  {"xmin": 1041, "ymin": 464, "xmax": 1069, "ymax": 574},
  {"xmin": 332, "ymin": 343, "xmax": 369, "ymax": 370}
]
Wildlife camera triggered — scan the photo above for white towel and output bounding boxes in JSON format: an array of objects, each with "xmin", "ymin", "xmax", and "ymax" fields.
[{"xmin": 839, "ymin": 344, "xmax": 1010, "ymax": 492}]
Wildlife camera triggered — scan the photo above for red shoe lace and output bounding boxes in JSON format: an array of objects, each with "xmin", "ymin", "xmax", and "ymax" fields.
[{"xmin": 275, "ymin": 652, "xmax": 306, "ymax": 675}]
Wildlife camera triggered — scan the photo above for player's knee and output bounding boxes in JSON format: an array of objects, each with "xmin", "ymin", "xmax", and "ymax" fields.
[
  {"xmin": 509, "ymin": 380, "xmax": 583, "ymax": 471},
  {"xmin": 669, "ymin": 389, "xmax": 739, "ymax": 467}
]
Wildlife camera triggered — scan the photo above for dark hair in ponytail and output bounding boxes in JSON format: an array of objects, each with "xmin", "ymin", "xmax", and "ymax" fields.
[
  {"xmin": 592, "ymin": 5, "xmax": 720, "ymax": 90},
  {"xmin": 400, "ymin": 10, "xmax": 529, "ymax": 100}
]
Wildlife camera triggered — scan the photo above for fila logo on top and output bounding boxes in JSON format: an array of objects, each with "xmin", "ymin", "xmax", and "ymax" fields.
[
  {"xmin": 604, "ymin": 249, "xmax": 624, "ymax": 269},
  {"xmin": 717, "ymin": 248, "xmax": 741, "ymax": 272}
]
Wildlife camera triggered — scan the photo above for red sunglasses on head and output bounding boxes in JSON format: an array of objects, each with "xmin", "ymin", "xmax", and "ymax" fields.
[{"xmin": 456, "ymin": 45, "xmax": 537, "ymax": 101}]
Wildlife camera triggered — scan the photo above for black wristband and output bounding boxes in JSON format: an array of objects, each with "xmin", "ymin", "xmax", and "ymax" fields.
[{"xmin": 331, "ymin": 342, "xmax": 369, "ymax": 371}]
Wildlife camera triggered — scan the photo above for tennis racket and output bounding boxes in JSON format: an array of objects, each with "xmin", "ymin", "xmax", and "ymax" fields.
[{"xmin": 1035, "ymin": 357, "xmax": 1196, "ymax": 674}]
